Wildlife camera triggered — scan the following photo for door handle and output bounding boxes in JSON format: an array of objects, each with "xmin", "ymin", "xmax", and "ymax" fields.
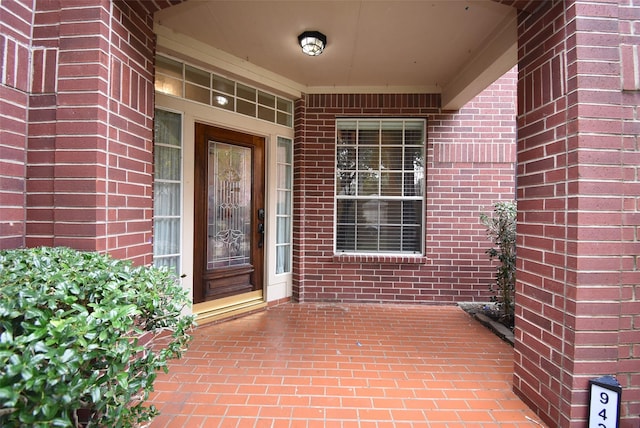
[{"xmin": 257, "ymin": 222, "xmax": 265, "ymax": 248}]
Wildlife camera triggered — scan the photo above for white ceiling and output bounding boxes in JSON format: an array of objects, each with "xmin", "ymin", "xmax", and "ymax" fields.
[{"xmin": 154, "ymin": 1, "xmax": 518, "ymax": 109}]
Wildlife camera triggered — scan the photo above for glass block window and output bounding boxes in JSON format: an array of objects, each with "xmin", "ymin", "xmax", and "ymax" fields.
[
  {"xmin": 153, "ymin": 109, "xmax": 183, "ymax": 271},
  {"xmin": 335, "ymin": 119, "xmax": 425, "ymax": 254},
  {"xmin": 155, "ymin": 54, "xmax": 294, "ymax": 127},
  {"xmin": 276, "ymin": 137, "xmax": 293, "ymax": 274}
]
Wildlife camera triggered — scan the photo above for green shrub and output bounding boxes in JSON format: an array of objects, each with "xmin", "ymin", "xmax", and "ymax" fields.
[
  {"xmin": 480, "ymin": 201, "xmax": 516, "ymax": 324},
  {"xmin": 0, "ymin": 247, "xmax": 195, "ymax": 427}
]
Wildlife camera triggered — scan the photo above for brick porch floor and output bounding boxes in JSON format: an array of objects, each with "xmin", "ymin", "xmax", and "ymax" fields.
[{"xmin": 148, "ymin": 303, "xmax": 546, "ymax": 427}]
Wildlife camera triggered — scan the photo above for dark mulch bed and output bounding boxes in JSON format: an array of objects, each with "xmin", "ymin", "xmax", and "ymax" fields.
[{"xmin": 459, "ymin": 302, "xmax": 514, "ymax": 345}]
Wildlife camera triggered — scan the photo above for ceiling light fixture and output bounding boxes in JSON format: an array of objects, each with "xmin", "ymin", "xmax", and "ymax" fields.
[{"xmin": 298, "ymin": 31, "xmax": 327, "ymax": 56}]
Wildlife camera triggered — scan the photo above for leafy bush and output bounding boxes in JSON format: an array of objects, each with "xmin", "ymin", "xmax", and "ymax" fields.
[
  {"xmin": 480, "ymin": 201, "xmax": 516, "ymax": 325},
  {"xmin": 0, "ymin": 247, "xmax": 195, "ymax": 427}
]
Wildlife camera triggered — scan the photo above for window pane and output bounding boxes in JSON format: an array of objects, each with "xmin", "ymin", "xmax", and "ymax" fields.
[
  {"xmin": 258, "ymin": 91, "xmax": 275, "ymax": 108},
  {"xmin": 276, "ymin": 217, "xmax": 290, "ymax": 244},
  {"xmin": 402, "ymin": 226, "xmax": 421, "ymax": 252},
  {"xmin": 185, "ymin": 65, "xmax": 210, "ymax": 87},
  {"xmin": 258, "ymin": 105, "xmax": 275, "ymax": 122},
  {"xmin": 337, "ymin": 199, "xmax": 356, "ymax": 224},
  {"xmin": 154, "ymin": 182, "xmax": 181, "ymax": 216},
  {"xmin": 359, "ymin": 129, "xmax": 379, "ymax": 145},
  {"xmin": 403, "ymin": 201, "xmax": 422, "ymax": 226},
  {"xmin": 405, "ymin": 124, "xmax": 425, "ymax": 145},
  {"xmin": 405, "ymin": 146, "xmax": 424, "ymax": 169},
  {"xmin": 381, "ymin": 172, "xmax": 402, "ymax": 196},
  {"xmin": 154, "ymin": 218, "xmax": 181, "ymax": 254},
  {"xmin": 381, "ymin": 129, "xmax": 403, "ymax": 145},
  {"xmin": 277, "ymin": 111, "xmax": 292, "ymax": 127},
  {"xmin": 154, "ymin": 255, "xmax": 180, "ymax": 273},
  {"xmin": 358, "ymin": 199, "xmax": 381, "ymax": 225},
  {"xmin": 277, "ymin": 190, "xmax": 291, "ymax": 215},
  {"xmin": 277, "ymin": 138, "xmax": 292, "ymax": 163},
  {"xmin": 213, "ymin": 74, "xmax": 234, "ymax": 95},
  {"xmin": 337, "ymin": 146, "xmax": 356, "ymax": 171},
  {"xmin": 237, "ymin": 99, "xmax": 255, "ymax": 117},
  {"xmin": 277, "ymin": 97, "xmax": 293, "ymax": 113},
  {"xmin": 156, "ymin": 56, "xmax": 183, "ymax": 79},
  {"xmin": 237, "ymin": 83, "xmax": 255, "ymax": 101},
  {"xmin": 337, "ymin": 224, "xmax": 355, "ymax": 251},
  {"xmin": 358, "ymin": 146, "xmax": 379, "ymax": 170},
  {"xmin": 154, "ymin": 145, "xmax": 181, "ymax": 181},
  {"xmin": 380, "ymin": 226, "xmax": 401, "ymax": 251},
  {"xmin": 276, "ymin": 246, "xmax": 290, "ymax": 274},
  {"xmin": 155, "ymin": 75, "xmax": 181, "ymax": 96},
  {"xmin": 380, "ymin": 146, "xmax": 403, "ymax": 170},
  {"xmin": 337, "ymin": 128, "xmax": 356, "ymax": 145},
  {"xmin": 277, "ymin": 165, "xmax": 292, "ymax": 189},
  {"xmin": 356, "ymin": 225, "xmax": 378, "ymax": 251},
  {"xmin": 385, "ymin": 200, "xmax": 402, "ymax": 224},
  {"xmin": 185, "ymin": 83, "xmax": 210, "ymax": 104},
  {"xmin": 358, "ymin": 172, "xmax": 379, "ymax": 196},
  {"xmin": 155, "ymin": 110, "xmax": 182, "ymax": 146}
]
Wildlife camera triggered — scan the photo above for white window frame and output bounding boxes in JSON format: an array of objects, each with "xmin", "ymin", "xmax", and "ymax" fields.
[{"xmin": 334, "ymin": 118, "xmax": 426, "ymax": 256}]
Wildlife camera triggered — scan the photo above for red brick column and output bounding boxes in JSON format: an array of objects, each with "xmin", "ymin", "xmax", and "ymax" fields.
[
  {"xmin": 0, "ymin": 0, "xmax": 34, "ymax": 249},
  {"xmin": 514, "ymin": 1, "xmax": 640, "ymax": 426},
  {"xmin": 19, "ymin": 0, "xmax": 158, "ymax": 264},
  {"xmin": 292, "ymin": 96, "xmax": 307, "ymax": 302}
]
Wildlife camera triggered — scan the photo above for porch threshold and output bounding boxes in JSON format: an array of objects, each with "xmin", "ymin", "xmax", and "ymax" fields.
[{"xmin": 193, "ymin": 290, "xmax": 266, "ymax": 325}]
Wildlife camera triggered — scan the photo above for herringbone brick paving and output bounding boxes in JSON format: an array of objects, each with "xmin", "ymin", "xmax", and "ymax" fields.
[{"xmin": 148, "ymin": 304, "xmax": 546, "ymax": 427}]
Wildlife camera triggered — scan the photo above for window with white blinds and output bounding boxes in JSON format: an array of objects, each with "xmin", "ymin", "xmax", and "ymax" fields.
[
  {"xmin": 153, "ymin": 109, "xmax": 182, "ymax": 272},
  {"xmin": 335, "ymin": 119, "xmax": 425, "ymax": 255}
]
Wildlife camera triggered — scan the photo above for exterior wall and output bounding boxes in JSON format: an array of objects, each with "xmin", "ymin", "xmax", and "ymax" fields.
[
  {"xmin": 27, "ymin": 0, "xmax": 155, "ymax": 263},
  {"xmin": 0, "ymin": 0, "xmax": 164, "ymax": 264},
  {"xmin": 0, "ymin": 0, "xmax": 33, "ymax": 249},
  {"xmin": 514, "ymin": 1, "xmax": 640, "ymax": 426},
  {"xmin": 293, "ymin": 69, "xmax": 517, "ymax": 303}
]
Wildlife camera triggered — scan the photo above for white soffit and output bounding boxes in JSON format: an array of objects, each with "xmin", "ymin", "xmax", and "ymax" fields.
[{"xmin": 155, "ymin": 1, "xmax": 518, "ymax": 108}]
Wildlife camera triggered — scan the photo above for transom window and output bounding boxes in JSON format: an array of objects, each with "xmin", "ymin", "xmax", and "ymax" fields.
[
  {"xmin": 155, "ymin": 54, "xmax": 294, "ymax": 128},
  {"xmin": 335, "ymin": 119, "xmax": 425, "ymax": 255}
]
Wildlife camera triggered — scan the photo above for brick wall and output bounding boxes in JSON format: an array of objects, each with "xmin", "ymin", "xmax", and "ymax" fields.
[
  {"xmin": 293, "ymin": 68, "xmax": 516, "ymax": 304},
  {"xmin": 0, "ymin": 0, "xmax": 33, "ymax": 249},
  {"xmin": 0, "ymin": 0, "xmax": 162, "ymax": 264},
  {"xmin": 104, "ymin": 1, "xmax": 157, "ymax": 263},
  {"xmin": 513, "ymin": 1, "xmax": 640, "ymax": 426}
]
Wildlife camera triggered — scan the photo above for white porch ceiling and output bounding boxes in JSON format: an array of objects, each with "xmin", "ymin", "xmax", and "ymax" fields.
[{"xmin": 154, "ymin": 1, "xmax": 517, "ymax": 110}]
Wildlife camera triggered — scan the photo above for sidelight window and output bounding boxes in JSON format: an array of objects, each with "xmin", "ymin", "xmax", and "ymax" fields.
[
  {"xmin": 276, "ymin": 137, "xmax": 293, "ymax": 274},
  {"xmin": 335, "ymin": 119, "xmax": 425, "ymax": 255},
  {"xmin": 153, "ymin": 109, "xmax": 183, "ymax": 271}
]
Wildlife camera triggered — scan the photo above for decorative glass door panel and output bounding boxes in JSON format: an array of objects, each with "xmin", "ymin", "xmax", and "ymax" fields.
[
  {"xmin": 194, "ymin": 124, "xmax": 265, "ymax": 304},
  {"xmin": 208, "ymin": 143, "xmax": 251, "ymax": 269}
]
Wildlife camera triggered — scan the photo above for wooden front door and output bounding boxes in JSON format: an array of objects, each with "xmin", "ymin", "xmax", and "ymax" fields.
[{"xmin": 194, "ymin": 124, "xmax": 265, "ymax": 304}]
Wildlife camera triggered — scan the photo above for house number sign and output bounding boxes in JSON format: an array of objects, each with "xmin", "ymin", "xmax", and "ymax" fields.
[{"xmin": 588, "ymin": 376, "xmax": 622, "ymax": 428}]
